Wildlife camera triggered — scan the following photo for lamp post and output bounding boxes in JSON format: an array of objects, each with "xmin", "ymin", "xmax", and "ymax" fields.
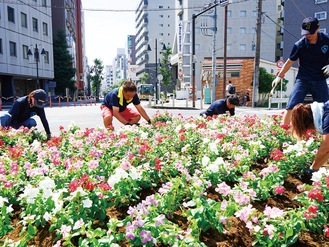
[
  {"xmin": 147, "ymin": 39, "xmax": 166, "ymax": 104},
  {"xmin": 28, "ymin": 44, "xmax": 46, "ymax": 89}
]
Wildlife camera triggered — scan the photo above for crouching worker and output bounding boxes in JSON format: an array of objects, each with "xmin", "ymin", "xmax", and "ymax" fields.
[
  {"xmin": 100, "ymin": 81, "xmax": 152, "ymax": 129},
  {"xmin": 0, "ymin": 89, "xmax": 51, "ymax": 140},
  {"xmin": 291, "ymin": 101, "xmax": 329, "ymax": 175},
  {"xmin": 200, "ymin": 94, "xmax": 240, "ymax": 117}
]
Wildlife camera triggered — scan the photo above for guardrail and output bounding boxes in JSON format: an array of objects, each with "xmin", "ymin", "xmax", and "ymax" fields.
[
  {"xmin": 0, "ymin": 95, "xmax": 98, "ymax": 110},
  {"xmin": 268, "ymin": 97, "xmax": 288, "ymax": 109}
]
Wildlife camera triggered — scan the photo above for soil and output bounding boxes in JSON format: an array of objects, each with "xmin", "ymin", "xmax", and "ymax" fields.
[{"xmin": 3, "ymin": 172, "xmax": 329, "ymax": 247}]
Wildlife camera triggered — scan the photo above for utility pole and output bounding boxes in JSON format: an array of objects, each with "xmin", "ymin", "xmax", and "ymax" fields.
[
  {"xmin": 252, "ymin": 0, "xmax": 262, "ymax": 107},
  {"xmin": 211, "ymin": 0, "xmax": 217, "ymax": 103},
  {"xmin": 223, "ymin": 5, "xmax": 228, "ymax": 98}
]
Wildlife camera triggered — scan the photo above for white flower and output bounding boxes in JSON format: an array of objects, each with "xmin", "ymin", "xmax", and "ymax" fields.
[
  {"xmin": 0, "ymin": 196, "xmax": 8, "ymax": 207},
  {"xmin": 82, "ymin": 198, "xmax": 92, "ymax": 208},
  {"xmin": 202, "ymin": 156, "xmax": 210, "ymax": 166},
  {"xmin": 43, "ymin": 212, "xmax": 52, "ymax": 221},
  {"xmin": 311, "ymin": 167, "xmax": 328, "ymax": 182},
  {"xmin": 6, "ymin": 204, "xmax": 14, "ymax": 214},
  {"xmin": 73, "ymin": 218, "xmax": 84, "ymax": 230},
  {"xmin": 129, "ymin": 167, "xmax": 141, "ymax": 180},
  {"xmin": 209, "ymin": 142, "xmax": 218, "ymax": 154}
]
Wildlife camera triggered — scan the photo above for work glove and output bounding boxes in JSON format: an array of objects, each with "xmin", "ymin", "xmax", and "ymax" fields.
[
  {"xmin": 271, "ymin": 76, "xmax": 281, "ymax": 88},
  {"xmin": 46, "ymin": 133, "xmax": 51, "ymax": 141},
  {"xmin": 322, "ymin": 65, "xmax": 329, "ymax": 77},
  {"xmin": 147, "ymin": 119, "xmax": 152, "ymax": 124}
]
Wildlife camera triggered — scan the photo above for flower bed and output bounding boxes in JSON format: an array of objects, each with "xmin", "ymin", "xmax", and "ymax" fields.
[{"xmin": 0, "ymin": 111, "xmax": 328, "ymax": 246}]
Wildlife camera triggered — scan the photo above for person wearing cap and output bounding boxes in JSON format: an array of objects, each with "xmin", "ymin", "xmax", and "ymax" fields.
[
  {"xmin": 100, "ymin": 80, "xmax": 152, "ymax": 129},
  {"xmin": 200, "ymin": 94, "xmax": 240, "ymax": 117},
  {"xmin": 0, "ymin": 89, "xmax": 51, "ymax": 140},
  {"xmin": 271, "ymin": 17, "xmax": 329, "ymax": 126}
]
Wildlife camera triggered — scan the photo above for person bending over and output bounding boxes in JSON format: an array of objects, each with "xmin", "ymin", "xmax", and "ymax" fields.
[
  {"xmin": 200, "ymin": 94, "xmax": 240, "ymax": 117},
  {"xmin": 100, "ymin": 81, "xmax": 152, "ymax": 129},
  {"xmin": 0, "ymin": 89, "xmax": 51, "ymax": 139},
  {"xmin": 291, "ymin": 101, "xmax": 329, "ymax": 174}
]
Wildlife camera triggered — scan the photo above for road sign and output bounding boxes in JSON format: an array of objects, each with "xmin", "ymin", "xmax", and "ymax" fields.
[
  {"xmin": 276, "ymin": 59, "xmax": 285, "ymax": 68},
  {"xmin": 219, "ymin": 0, "xmax": 229, "ymax": 7}
]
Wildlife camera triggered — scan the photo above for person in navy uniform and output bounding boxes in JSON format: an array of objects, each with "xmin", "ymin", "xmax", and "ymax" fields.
[
  {"xmin": 200, "ymin": 94, "xmax": 240, "ymax": 117},
  {"xmin": 272, "ymin": 17, "xmax": 329, "ymax": 125},
  {"xmin": 100, "ymin": 81, "xmax": 152, "ymax": 129},
  {"xmin": 0, "ymin": 89, "xmax": 51, "ymax": 139}
]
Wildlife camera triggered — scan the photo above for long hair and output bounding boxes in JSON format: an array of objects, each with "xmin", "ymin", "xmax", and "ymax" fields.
[{"xmin": 291, "ymin": 103, "xmax": 314, "ymax": 140}]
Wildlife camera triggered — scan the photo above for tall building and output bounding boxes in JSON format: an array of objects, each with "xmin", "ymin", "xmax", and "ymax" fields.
[
  {"xmin": 0, "ymin": 0, "xmax": 54, "ymax": 100},
  {"xmin": 51, "ymin": 0, "xmax": 85, "ymax": 94},
  {"xmin": 171, "ymin": 0, "xmax": 279, "ymax": 100},
  {"xmin": 280, "ymin": 0, "xmax": 329, "ymax": 63},
  {"xmin": 113, "ymin": 48, "xmax": 127, "ymax": 84},
  {"xmin": 135, "ymin": 0, "xmax": 176, "ymax": 85}
]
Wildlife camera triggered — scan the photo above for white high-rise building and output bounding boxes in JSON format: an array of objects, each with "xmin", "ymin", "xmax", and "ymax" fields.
[
  {"xmin": 0, "ymin": 0, "xmax": 54, "ymax": 99},
  {"xmin": 135, "ymin": 0, "xmax": 176, "ymax": 84}
]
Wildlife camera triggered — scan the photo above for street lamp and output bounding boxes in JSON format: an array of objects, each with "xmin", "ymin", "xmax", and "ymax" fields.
[
  {"xmin": 28, "ymin": 44, "xmax": 46, "ymax": 89},
  {"xmin": 147, "ymin": 38, "xmax": 166, "ymax": 104}
]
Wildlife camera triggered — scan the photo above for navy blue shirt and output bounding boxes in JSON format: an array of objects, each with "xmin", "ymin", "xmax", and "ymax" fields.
[
  {"xmin": 201, "ymin": 98, "xmax": 235, "ymax": 117},
  {"xmin": 290, "ymin": 32, "xmax": 329, "ymax": 81},
  {"xmin": 8, "ymin": 96, "xmax": 51, "ymax": 134},
  {"xmin": 102, "ymin": 88, "xmax": 140, "ymax": 112}
]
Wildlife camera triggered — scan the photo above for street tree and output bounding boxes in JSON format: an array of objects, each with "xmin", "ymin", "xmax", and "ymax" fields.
[
  {"xmin": 255, "ymin": 67, "xmax": 288, "ymax": 104},
  {"xmin": 140, "ymin": 72, "xmax": 149, "ymax": 84},
  {"xmin": 90, "ymin": 58, "xmax": 104, "ymax": 102},
  {"xmin": 53, "ymin": 29, "xmax": 76, "ymax": 95},
  {"xmin": 158, "ymin": 46, "xmax": 172, "ymax": 99}
]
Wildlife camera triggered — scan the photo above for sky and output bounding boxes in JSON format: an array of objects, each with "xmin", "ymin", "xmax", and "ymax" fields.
[{"xmin": 82, "ymin": 0, "xmax": 139, "ymax": 66}]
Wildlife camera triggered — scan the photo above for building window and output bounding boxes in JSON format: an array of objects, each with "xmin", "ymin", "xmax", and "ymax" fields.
[
  {"xmin": 252, "ymin": 10, "xmax": 257, "ymax": 17},
  {"xmin": 44, "ymin": 51, "xmax": 49, "ymax": 64},
  {"xmin": 239, "ymin": 27, "xmax": 246, "ymax": 34},
  {"xmin": 315, "ymin": 0, "xmax": 327, "ymax": 4},
  {"xmin": 21, "ymin": 12, "xmax": 27, "ymax": 28},
  {"xmin": 42, "ymin": 0, "xmax": 47, "ymax": 6},
  {"xmin": 227, "ymin": 27, "xmax": 232, "ymax": 34},
  {"xmin": 227, "ymin": 44, "xmax": 231, "ymax": 51},
  {"xmin": 0, "ymin": 39, "xmax": 2, "ymax": 54},
  {"xmin": 32, "ymin": 18, "xmax": 38, "ymax": 32},
  {"xmin": 8, "ymin": 6, "xmax": 15, "ymax": 23},
  {"xmin": 227, "ymin": 10, "xmax": 232, "ymax": 17},
  {"xmin": 240, "ymin": 10, "xmax": 247, "ymax": 17},
  {"xmin": 10, "ymin": 41, "xmax": 17, "ymax": 57},
  {"xmin": 23, "ymin": 45, "xmax": 29, "ymax": 59},
  {"xmin": 43, "ymin": 22, "xmax": 48, "ymax": 35},
  {"xmin": 159, "ymin": 5, "xmax": 163, "ymax": 8},
  {"xmin": 239, "ymin": 44, "xmax": 246, "ymax": 51},
  {"xmin": 160, "ymin": 15, "xmax": 163, "ymax": 18},
  {"xmin": 315, "ymin": 11, "xmax": 327, "ymax": 20},
  {"xmin": 319, "ymin": 28, "xmax": 327, "ymax": 33}
]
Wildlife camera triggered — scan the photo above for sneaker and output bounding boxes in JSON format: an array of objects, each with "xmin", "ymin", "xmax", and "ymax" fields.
[{"xmin": 303, "ymin": 167, "xmax": 319, "ymax": 176}]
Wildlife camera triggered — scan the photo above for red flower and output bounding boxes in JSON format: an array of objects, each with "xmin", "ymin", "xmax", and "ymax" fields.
[
  {"xmin": 270, "ymin": 148, "xmax": 284, "ymax": 161},
  {"xmin": 326, "ymin": 176, "xmax": 329, "ymax": 189},
  {"xmin": 308, "ymin": 205, "xmax": 318, "ymax": 213},
  {"xmin": 308, "ymin": 188, "xmax": 324, "ymax": 202},
  {"xmin": 155, "ymin": 158, "xmax": 162, "ymax": 171},
  {"xmin": 324, "ymin": 225, "xmax": 329, "ymax": 238},
  {"xmin": 85, "ymin": 180, "xmax": 96, "ymax": 191},
  {"xmin": 68, "ymin": 179, "xmax": 79, "ymax": 192}
]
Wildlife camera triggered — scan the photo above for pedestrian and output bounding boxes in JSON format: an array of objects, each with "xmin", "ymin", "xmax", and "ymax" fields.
[
  {"xmin": 0, "ymin": 89, "xmax": 51, "ymax": 140},
  {"xmin": 226, "ymin": 81, "xmax": 236, "ymax": 96},
  {"xmin": 291, "ymin": 101, "xmax": 329, "ymax": 175},
  {"xmin": 242, "ymin": 90, "xmax": 251, "ymax": 106},
  {"xmin": 200, "ymin": 94, "xmax": 240, "ymax": 117},
  {"xmin": 271, "ymin": 17, "xmax": 329, "ymax": 126},
  {"xmin": 100, "ymin": 80, "xmax": 152, "ymax": 129}
]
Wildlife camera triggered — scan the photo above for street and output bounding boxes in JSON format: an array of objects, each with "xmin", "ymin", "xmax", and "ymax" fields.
[{"xmin": 28, "ymin": 99, "xmax": 284, "ymax": 136}]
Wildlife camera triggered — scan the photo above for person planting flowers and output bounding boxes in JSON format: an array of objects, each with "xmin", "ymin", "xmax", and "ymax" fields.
[
  {"xmin": 0, "ymin": 89, "xmax": 51, "ymax": 140},
  {"xmin": 200, "ymin": 94, "xmax": 240, "ymax": 117},
  {"xmin": 100, "ymin": 80, "xmax": 152, "ymax": 129},
  {"xmin": 291, "ymin": 101, "xmax": 329, "ymax": 175}
]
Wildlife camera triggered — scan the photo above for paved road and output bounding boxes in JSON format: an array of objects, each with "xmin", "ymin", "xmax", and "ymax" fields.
[{"xmin": 2, "ymin": 99, "xmax": 284, "ymax": 137}]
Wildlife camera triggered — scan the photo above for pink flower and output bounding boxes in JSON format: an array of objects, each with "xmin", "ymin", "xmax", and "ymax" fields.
[
  {"xmin": 274, "ymin": 185, "xmax": 285, "ymax": 195},
  {"xmin": 215, "ymin": 182, "xmax": 232, "ymax": 196},
  {"xmin": 263, "ymin": 206, "xmax": 284, "ymax": 219}
]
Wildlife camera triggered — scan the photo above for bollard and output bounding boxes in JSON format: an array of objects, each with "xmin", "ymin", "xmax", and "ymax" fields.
[
  {"xmin": 90, "ymin": 97, "xmax": 92, "ymax": 106},
  {"xmin": 58, "ymin": 97, "xmax": 61, "ymax": 107},
  {"xmin": 49, "ymin": 97, "xmax": 52, "ymax": 108},
  {"xmin": 0, "ymin": 97, "xmax": 2, "ymax": 111},
  {"xmin": 79, "ymin": 96, "xmax": 82, "ymax": 106},
  {"xmin": 85, "ymin": 97, "xmax": 88, "ymax": 106},
  {"xmin": 94, "ymin": 97, "xmax": 96, "ymax": 106},
  {"xmin": 73, "ymin": 97, "xmax": 76, "ymax": 107}
]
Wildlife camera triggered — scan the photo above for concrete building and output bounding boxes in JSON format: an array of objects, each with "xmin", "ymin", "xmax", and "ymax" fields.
[
  {"xmin": 0, "ymin": 0, "xmax": 54, "ymax": 100},
  {"xmin": 171, "ymin": 0, "xmax": 279, "ymax": 102},
  {"xmin": 280, "ymin": 0, "xmax": 329, "ymax": 63},
  {"xmin": 135, "ymin": 0, "xmax": 176, "ymax": 87},
  {"xmin": 51, "ymin": 0, "xmax": 86, "ymax": 94},
  {"xmin": 112, "ymin": 48, "xmax": 127, "ymax": 84}
]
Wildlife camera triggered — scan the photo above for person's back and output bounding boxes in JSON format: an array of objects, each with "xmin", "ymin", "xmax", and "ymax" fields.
[{"xmin": 200, "ymin": 95, "xmax": 239, "ymax": 117}]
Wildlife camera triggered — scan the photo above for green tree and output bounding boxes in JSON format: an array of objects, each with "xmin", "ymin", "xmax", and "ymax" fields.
[
  {"xmin": 140, "ymin": 72, "xmax": 149, "ymax": 84},
  {"xmin": 90, "ymin": 58, "xmax": 104, "ymax": 102},
  {"xmin": 158, "ymin": 46, "xmax": 172, "ymax": 99},
  {"xmin": 53, "ymin": 29, "xmax": 76, "ymax": 95},
  {"xmin": 255, "ymin": 67, "xmax": 288, "ymax": 104}
]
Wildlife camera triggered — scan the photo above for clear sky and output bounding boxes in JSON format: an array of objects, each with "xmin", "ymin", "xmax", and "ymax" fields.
[{"xmin": 82, "ymin": 0, "xmax": 139, "ymax": 66}]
